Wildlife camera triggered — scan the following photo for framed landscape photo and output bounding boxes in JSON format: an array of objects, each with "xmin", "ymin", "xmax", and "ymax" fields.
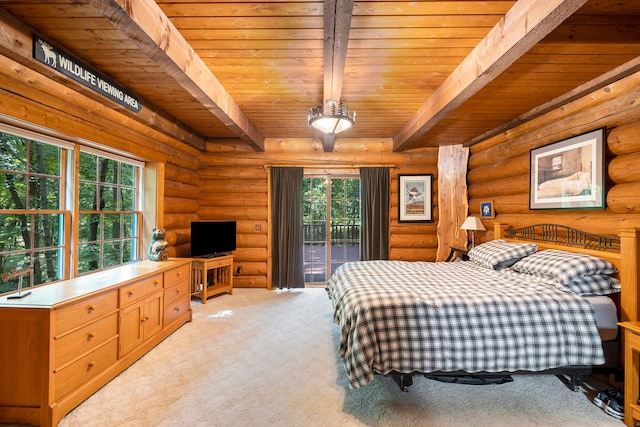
[
  {"xmin": 529, "ymin": 127, "xmax": 605, "ymax": 210},
  {"xmin": 398, "ymin": 174, "xmax": 433, "ymax": 223},
  {"xmin": 480, "ymin": 201, "xmax": 495, "ymax": 219}
]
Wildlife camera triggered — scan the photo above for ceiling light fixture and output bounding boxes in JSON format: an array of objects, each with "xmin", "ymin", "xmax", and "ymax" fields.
[{"xmin": 308, "ymin": 99, "xmax": 355, "ymax": 135}]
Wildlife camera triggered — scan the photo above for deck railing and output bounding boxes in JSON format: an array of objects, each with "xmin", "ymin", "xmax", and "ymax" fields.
[{"xmin": 303, "ymin": 223, "xmax": 360, "ymax": 244}]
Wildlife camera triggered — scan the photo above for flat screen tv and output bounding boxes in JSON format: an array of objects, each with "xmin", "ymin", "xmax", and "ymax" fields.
[{"xmin": 190, "ymin": 221, "xmax": 237, "ymax": 257}]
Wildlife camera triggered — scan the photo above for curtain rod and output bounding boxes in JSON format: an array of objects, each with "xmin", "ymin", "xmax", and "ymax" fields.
[{"xmin": 263, "ymin": 164, "xmax": 396, "ymax": 170}]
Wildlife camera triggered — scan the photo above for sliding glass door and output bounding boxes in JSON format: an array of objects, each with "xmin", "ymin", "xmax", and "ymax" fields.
[{"xmin": 303, "ymin": 175, "xmax": 360, "ymax": 285}]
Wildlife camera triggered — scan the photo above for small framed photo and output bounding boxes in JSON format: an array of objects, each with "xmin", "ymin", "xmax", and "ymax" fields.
[
  {"xmin": 480, "ymin": 201, "xmax": 495, "ymax": 219},
  {"xmin": 398, "ymin": 174, "xmax": 433, "ymax": 223},
  {"xmin": 530, "ymin": 127, "xmax": 605, "ymax": 210}
]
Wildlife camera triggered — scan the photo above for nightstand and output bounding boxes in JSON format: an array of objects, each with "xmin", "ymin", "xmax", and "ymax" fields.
[
  {"xmin": 445, "ymin": 246, "xmax": 469, "ymax": 262},
  {"xmin": 619, "ymin": 321, "xmax": 640, "ymax": 426}
]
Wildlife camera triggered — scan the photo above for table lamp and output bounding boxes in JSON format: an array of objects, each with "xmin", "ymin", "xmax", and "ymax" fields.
[{"xmin": 460, "ymin": 216, "xmax": 486, "ymax": 248}]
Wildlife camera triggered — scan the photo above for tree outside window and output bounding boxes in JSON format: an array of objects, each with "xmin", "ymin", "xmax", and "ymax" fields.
[
  {"xmin": 0, "ymin": 129, "xmax": 143, "ymax": 294},
  {"xmin": 77, "ymin": 152, "xmax": 140, "ymax": 275},
  {"xmin": 0, "ymin": 133, "xmax": 64, "ymax": 292}
]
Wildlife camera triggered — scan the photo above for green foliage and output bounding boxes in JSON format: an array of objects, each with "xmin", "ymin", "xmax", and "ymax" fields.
[
  {"xmin": 1, "ymin": 132, "xmax": 141, "ymax": 292},
  {"xmin": 79, "ymin": 151, "xmax": 97, "ymax": 181},
  {"xmin": 303, "ymin": 177, "xmax": 360, "ymax": 244},
  {"xmin": 0, "ymin": 134, "xmax": 26, "ymax": 172},
  {"xmin": 78, "ymin": 243, "xmax": 99, "ymax": 274},
  {"xmin": 79, "ymin": 182, "xmax": 98, "ymax": 210},
  {"xmin": 76, "ymin": 152, "xmax": 140, "ymax": 275}
]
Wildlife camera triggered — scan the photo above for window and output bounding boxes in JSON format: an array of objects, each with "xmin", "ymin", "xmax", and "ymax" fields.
[
  {"xmin": 0, "ymin": 131, "xmax": 67, "ymax": 293},
  {"xmin": 0, "ymin": 124, "xmax": 144, "ymax": 294},
  {"xmin": 77, "ymin": 150, "xmax": 141, "ymax": 274}
]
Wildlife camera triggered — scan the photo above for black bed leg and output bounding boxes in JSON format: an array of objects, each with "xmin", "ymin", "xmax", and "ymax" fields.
[
  {"xmin": 568, "ymin": 373, "xmax": 584, "ymax": 392},
  {"xmin": 391, "ymin": 373, "xmax": 413, "ymax": 392}
]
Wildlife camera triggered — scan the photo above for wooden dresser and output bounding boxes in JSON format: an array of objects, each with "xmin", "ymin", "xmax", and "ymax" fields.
[{"xmin": 0, "ymin": 259, "xmax": 192, "ymax": 427}]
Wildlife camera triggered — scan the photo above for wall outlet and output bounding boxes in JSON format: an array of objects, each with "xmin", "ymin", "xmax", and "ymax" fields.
[{"xmin": 236, "ymin": 266, "xmax": 243, "ymax": 275}]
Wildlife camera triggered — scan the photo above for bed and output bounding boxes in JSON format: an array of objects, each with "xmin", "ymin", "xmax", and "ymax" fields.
[{"xmin": 327, "ymin": 223, "xmax": 638, "ymax": 391}]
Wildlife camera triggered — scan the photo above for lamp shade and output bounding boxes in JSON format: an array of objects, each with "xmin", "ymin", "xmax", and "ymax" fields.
[
  {"xmin": 308, "ymin": 100, "xmax": 355, "ymax": 135},
  {"xmin": 308, "ymin": 115, "xmax": 353, "ymax": 134},
  {"xmin": 460, "ymin": 216, "xmax": 486, "ymax": 231}
]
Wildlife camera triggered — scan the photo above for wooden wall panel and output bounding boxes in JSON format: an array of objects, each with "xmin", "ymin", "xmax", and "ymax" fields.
[
  {"xmin": 198, "ymin": 139, "xmax": 438, "ymax": 287},
  {"xmin": 0, "ymin": 52, "xmax": 200, "ymax": 260},
  {"xmin": 468, "ymin": 70, "xmax": 640, "ymax": 244},
  {"xmin": 390, "ymin": 165, "xmax": 439, "ymax": 261}
]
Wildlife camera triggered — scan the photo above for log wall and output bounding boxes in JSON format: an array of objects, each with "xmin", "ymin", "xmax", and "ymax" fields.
[
  {"xmin": 0, "ymin": 52, "xmax": 200, "ymax": 259},
  {"xmin": 469, "ymin": 70, "xmax": 640, "ymax": 243},
  {"xmin": 199, "ymin": 139, "xmax": 438, "ymax": 288},
  {"xmin": 3, "ymin": 20, "xmax": 639, "ymax": 289}
]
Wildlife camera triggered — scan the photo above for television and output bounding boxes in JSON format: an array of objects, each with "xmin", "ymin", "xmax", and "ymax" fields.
[{"xmin": 190, "ymin": 221, "xmax": 237, "ymax": 258}]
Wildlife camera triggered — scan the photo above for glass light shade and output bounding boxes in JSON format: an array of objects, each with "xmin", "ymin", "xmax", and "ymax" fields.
[
  {"xmin": 308, "ymin": 100, "xmax": 355, "ymax": 135},
  {"xmin": 309, "ymin": 115, "xmax": 354, "ymax": 134}
]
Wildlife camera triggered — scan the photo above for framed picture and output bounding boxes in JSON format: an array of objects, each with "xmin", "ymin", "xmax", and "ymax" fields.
[
  {"xmin": 398, "ymin": 174, "xmax": 433, "ymax": 223},
  {"xmin": 529, "ymin": 127, "xmax": 605, "ymax": 210},
  {"xmin": 480, "ymin": 201, "xmax": 495, "ymax": 219}
]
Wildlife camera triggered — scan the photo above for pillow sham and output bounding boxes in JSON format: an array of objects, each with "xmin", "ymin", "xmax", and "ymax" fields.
[
  {"xmin": 562, "ymin": 274, "xmax": 621, "ymax": 296},
  {"xmin": 467, "ymin": 239, "xmax": 538, "ymax": 270},
  {"xmin": 511, "ymin": 249, "xmax": 618, "ymax": 285}
]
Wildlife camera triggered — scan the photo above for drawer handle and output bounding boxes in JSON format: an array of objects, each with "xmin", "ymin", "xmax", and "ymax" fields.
[
  {"xmin": 153, "ymin": 281, "xmax": 159, "ymax": 286},
  {"xmin": 174, "ymin": 307, "xmax": 180, "ymax": 312},
  {"xmin": 87, "ymin": 305, "xmax": 95, "ymax": 313},
  {"xmin": 175, "ymin": 288, "xmax": 181, "ymax": 294},
  {"xmin": 87, "ymin": 332, "xmax": 96, "ymax": 340},
  {"xmin": 141, "ymin": 316, "xmax": 149, "ymax": 324},
  {"xmin": 176, "ymin": 271, "xmax": 181, "ymax": 277},
  {"xmin": 87, "ymin": 361, "xmax": 96, "ymax": 370},
  {"xmin": 128, "ymin": 291, "xmax": 134, "ymax": 297}
]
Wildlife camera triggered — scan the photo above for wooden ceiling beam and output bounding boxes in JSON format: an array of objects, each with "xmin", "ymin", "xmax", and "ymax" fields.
[
  {"xmin": 91, "ymin": 0, "xmax": 265, "ymax": 152},
  {"xmin": 392, "ymin": 0, "xmax": 590, "ymax": 152},
  {"xmin": 464, "ymin": 56, "xmax": 640, "ymax": 147},
  {"xmin": 0, "ymin": 8, "xmax": 207, "ymax": 152},
  {"xmin": 322, "ymin": 0, "xmax": 354, "ymax": 152}
]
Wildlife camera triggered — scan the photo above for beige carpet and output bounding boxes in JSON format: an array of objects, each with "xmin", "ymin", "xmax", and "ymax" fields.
[{"xmin": 52, "ymin": 288, "xmax": 623, "ymax": 427}]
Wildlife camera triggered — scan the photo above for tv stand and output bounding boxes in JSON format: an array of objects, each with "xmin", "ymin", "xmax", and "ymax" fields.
[
  {"xmin": 199, "ymin": 252, "xmax": 229, "ymax": 259},
  {"xmin": 191, "ymin": 255, "xmax": 233, "ymax": 303}
]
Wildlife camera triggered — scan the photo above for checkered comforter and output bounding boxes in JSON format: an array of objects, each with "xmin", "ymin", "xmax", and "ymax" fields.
[{"xmin": 327, "ymin": 260, "xmax": 605, "ymax": 389}]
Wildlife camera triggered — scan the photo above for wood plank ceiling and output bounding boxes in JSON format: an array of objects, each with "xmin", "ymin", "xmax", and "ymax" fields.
[{"xmin": 0, "ymin": 0, "xmax": 638, "ymax": 152}]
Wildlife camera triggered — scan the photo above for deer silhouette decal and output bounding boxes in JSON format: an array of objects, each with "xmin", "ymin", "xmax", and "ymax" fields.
[{"xmin": 37, "ymin": 39, "xmax": 56, "ymax": 68}]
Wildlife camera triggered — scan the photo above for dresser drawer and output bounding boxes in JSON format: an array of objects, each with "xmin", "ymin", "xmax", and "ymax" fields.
[
  {"xmin": 164, "ymin": 278, "xmax": 190, "ymax": 307},
  {"xmin": 164, "ymin": 296, "xmax": 190, "ymax": 327},
  {"xmin": 54, "ymin": 338, "xmax": 118, "ymax": 400},
  {"xmin": 54, "ymin": 312, "xmax": 118, "ymax": 370},
  {"xmin": 164, "ymin": 263, "xmax": 190, "ymax": 288},
  {"xmin": 54, "ymin": 291, "xmax": 118, "ymax": 336},
  {"xmin": 120, "ymin": 274, "xmax": 162, "ymax": 307}
]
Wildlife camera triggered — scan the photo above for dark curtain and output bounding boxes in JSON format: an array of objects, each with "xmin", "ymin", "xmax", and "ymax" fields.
[
  {"xmin": 271, "ymin": 167, "xmax": 305, "ymax": 288},
  {"xmin": 360, "ymin": 167, "xmax": 390, "ymax": 261}
]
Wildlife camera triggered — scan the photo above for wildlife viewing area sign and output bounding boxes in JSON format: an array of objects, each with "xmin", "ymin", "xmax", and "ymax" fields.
[{"xmin": 33, "ymin": 36, "xmax": 142, "ymax": 113}]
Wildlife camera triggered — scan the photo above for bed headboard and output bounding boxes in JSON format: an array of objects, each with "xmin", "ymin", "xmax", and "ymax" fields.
[{"xmin": 495, "ymin": 223, "xmax": 640, "ymax": 322}]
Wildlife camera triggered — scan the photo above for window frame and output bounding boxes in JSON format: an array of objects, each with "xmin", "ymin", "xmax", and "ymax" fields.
[
  {"xmin": 0, "ymin": 119, "xmax": 151, "ymax": 293},
  {"xmin": 74, "ymin": 148, "xmax": 144, "ymax": 276},
  {"xmin": 302, "ymin": 172, "xmax": 361, "ymax": 285}
]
